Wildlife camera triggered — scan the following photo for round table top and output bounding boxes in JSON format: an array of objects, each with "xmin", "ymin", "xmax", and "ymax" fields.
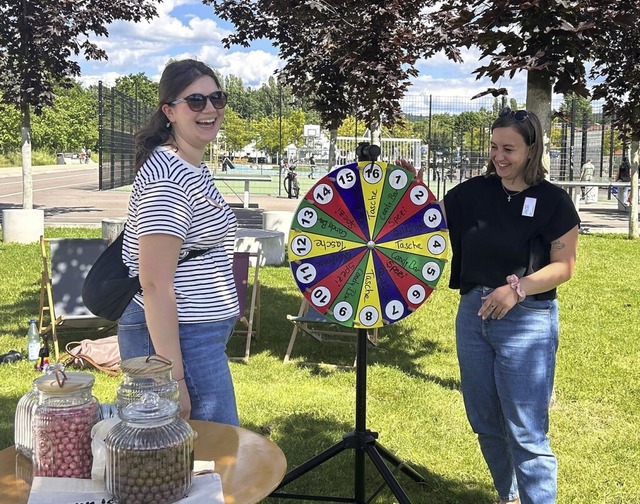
[{"xmin": 0, "ymin": 419, "xmax": 286, "ymax": 504}]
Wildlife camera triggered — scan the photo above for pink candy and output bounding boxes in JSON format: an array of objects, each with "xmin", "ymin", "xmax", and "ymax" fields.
[{"xmin": 33, "ymin": 401, "xmax": 99, "ymax": 479}]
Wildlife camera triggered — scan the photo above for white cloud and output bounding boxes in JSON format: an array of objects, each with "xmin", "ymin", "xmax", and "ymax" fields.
[
  {"xmin": 411, "ymin": 49, "xmax": 528, "ymax": 101},
  {"xmin": 76, "ymin": 2, "xmax": 233, "ymax": 83},
  {"xmin": 79, "ymin": 71, "xmax": 121, "ymax": 88},
  {"xmin": 75, "ymin": 2, "xmax": 530, "ymax": 102},
  {"xmin": 217, "ymin": 50, "xmax": 282, "ymax": 87}
]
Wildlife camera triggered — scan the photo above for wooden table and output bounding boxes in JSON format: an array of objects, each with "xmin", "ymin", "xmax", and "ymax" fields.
[{"xmin": 0, "ymin": 420, "xmax": 286, "ymax": 504}]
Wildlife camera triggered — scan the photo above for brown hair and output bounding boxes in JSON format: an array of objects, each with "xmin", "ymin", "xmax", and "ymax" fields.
[
  {"xmin": 134, "ymin": 59, "xmax": 223, "ymax": 170},
  {"xmin": 485, "ymin": 109, "xmax": 547, "ymax": 186}
]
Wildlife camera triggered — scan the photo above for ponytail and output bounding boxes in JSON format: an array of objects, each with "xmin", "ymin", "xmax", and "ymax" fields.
[{"xmin": 135, "ymin": 110, "xmax": 174, "ymax": 170}]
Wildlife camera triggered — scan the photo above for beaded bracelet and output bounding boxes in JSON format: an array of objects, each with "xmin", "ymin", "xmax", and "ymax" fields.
[{"xmin": 506, "ymin": 274, "xmax": 526, "ymax": 302}]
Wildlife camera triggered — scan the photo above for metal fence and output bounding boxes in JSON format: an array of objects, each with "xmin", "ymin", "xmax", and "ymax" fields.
[
  {"xmin": 98, "ymin": 90, "xmax": 627, "ymax": 199},
  {"xmin": 97, "ymin": 82, "xmax": 152, "ymax": 190},
  {"xmin": 406, "ymin": 95, "xmax": 624, "ymax": 178}
]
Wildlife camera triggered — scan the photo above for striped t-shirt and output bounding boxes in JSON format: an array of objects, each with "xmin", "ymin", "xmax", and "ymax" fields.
[{"xmin": 122, "ymin": 148, "xmax": 239, "ymax": 323}]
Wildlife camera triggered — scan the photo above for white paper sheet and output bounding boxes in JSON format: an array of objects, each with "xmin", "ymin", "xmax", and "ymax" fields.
[{"xmin": 27, "ymin": 461, "xmax": 223, "ymax": 504}]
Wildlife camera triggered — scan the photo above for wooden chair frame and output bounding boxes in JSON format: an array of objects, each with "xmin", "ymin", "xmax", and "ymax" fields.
[
  {"xmin": 283, "ymin": 298, "xmax": 378, "ymax": 368},
  {"xmin": 231, "ymin": 250, "xmax": 262, "ymax": 361},
  {"xmin": 38, "ymin": 236, "xmax": 117, "ymax": 362}
]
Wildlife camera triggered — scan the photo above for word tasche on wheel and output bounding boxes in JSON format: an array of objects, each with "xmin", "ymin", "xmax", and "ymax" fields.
[{"xmin": 289, "ymin": 160, "xmax": 449, "ymax": 329}]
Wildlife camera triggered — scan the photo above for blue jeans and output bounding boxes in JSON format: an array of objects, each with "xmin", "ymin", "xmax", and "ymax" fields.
[
  {"xmin": 117, "ymin": 300, "xmax": 239, "ymax": 426},
  {"xmin": 456, "ymin": 287, "xmax": 558, "ymax": 504}
]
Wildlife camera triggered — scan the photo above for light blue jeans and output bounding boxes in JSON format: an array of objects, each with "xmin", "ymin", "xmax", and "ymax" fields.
[
  {"xmin": 456, "ymin": 286, "xmax": 559, "ymax": 504},
  {"xmin": 117, "ymin": 300, "xmax": 239, "ymax": 426}
]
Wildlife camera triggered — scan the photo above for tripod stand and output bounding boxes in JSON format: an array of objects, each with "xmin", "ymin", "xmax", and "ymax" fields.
[{"xmin": 270, "ymin": 328, "xmax": 427, "ymax": 503}]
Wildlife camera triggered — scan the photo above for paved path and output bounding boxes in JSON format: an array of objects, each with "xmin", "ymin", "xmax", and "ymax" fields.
[
  {"xmin": 0, "ymin": 164, "xmax": 635, "ymax": 234},
  {"xmin": 0, "ymin": 164, "xmax": 300, "ymax": 229}
]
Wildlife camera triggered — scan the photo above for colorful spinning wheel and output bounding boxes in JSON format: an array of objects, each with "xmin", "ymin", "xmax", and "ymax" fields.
[{"xmin": 288, "ymin": 160, "xmax": 449, "ymax": 329}]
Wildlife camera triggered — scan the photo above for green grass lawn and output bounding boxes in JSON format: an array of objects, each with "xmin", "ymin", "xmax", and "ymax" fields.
[{"xmin": 0, "ymin": 229, "xmax": 638, "ymax": 503}]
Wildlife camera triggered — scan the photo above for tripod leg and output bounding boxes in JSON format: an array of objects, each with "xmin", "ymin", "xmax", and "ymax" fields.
[
  {"xmin": 365, "ymin": 444, "xmax": 412, "ymax": 504},
  {"xmin": 274, "ymin": 438, "xmax": 349, "ymax": 489},
  {"xmin": 374, "ymin": 442, "xmax": 428, "ymax": 483},
  {"xmin": 355, "ymin": 444, "xmax": 365, "ymax": 503}
]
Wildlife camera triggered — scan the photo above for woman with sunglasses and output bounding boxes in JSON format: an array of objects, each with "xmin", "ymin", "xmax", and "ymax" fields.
[
  {"xmin": 449, "ymin": 108, "xmax": 579, "ymax": 504},
  {"xmin": 117, "ymin": 59, "xmax": 241, "ymax": 426},
  {"xmin": 402, "ymin": 108, "xmax": 579, "ymax": 503}
]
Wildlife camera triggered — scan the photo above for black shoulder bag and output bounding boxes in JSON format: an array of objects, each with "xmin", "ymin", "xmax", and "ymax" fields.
[{"xmin": 82, "ymin": 231, "xmax": 210, "ymax": 322}]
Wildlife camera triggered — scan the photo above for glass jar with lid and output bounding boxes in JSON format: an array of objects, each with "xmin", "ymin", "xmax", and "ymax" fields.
[
  {"xmin": 32, "ymin": 370, "xmax": 100, "ymax": 478},
  {"xmin": 14, "ymin": 380, "xmax": 38, "ymax": 458},
  {"xmin": 106, "ymin": 392, "xmax": 194, "ymax": 504},
  {"xmin": 116, "ymin": 355, "xmax": 179, "ymax": 412},
  {"xmin": 15, "ymin": 364, "xmax": 66, "ymax": 458}
]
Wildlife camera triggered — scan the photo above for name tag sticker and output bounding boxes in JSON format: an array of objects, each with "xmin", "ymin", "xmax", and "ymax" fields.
[{"xmin": 522, "ymin": 197, "xmax": 536, "ymax": 217}]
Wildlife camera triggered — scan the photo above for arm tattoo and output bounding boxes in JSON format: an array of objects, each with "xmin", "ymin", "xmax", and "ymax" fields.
[{"xmin": 551, "ymin": 240, "xmax": 566, "ymax": 251}]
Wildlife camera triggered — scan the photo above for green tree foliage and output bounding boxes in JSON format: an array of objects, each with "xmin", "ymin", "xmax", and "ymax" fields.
[
  {"xmin": 253, "ymin": 116, "xmax": 282, "ymax": 156},
  {"xmin": 337, "ymin": 116, "xmax": 368, "ymax": 138},
  {"xmin": 221, "ymin": 107, "xmax": 253, "ymax": 153},
  {"xmin": 286, "ymin": 108, "xmax": 306, "ymax": 147},
  {"xmin": 430, "ymin": 1, "xmax": 621, "ymax": 97},
  {"xmin": 384, "ymin": 121, "xmax": 416, "ymax": 140},
  {"xmin": 31, "ymin": 83, "xmax": 98, "ymax": 153},
  {"xmin": 559, "ymin": 94, "xmax": 594, "ymax": 128},
  {"xmin": 114, "ymin": 73, "xmax": 159, "ymax": 109},
  {"xmin": 252, "ymin": 109, "xmax": 305, "ymax": 157},
  {"xmin": 224, "ymin": 75, "xmax": 259, "ymax": 119},
  {"xmin": 0, "ymin": 84, "xmax": 98, "ymax": 154},
  {"xmin": 0, "ymin": 102, "xmax": 20, "ymax": 153},
  {"xmin": 590, "ymin": 3, "xmax": 640, "ymax": 142},
  {"xmin": 0, "ymin": 0, "xmax": 158, "ymax": 208},
  {"xmin": 589, "ymin": 2, "xmax": 640, "ymax": 237},
  {"xmin": 0, "ymin": 1, "xmax": 158, "ymax": 111},
  {"xmin": 428, "ymin": 0, "xmax": 630, "ymax": 162},
  {"xmin": 209, "ymin": 0, "xmax": 460, "ymax": 132}
]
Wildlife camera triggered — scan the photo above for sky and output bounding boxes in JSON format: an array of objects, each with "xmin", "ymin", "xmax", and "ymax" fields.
[{"xmin": 77, "ymin": 0, "xmax": 529, "ymax": 102}]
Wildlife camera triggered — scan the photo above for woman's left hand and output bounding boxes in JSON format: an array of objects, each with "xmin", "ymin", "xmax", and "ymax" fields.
[{"xmin": 479, "ymin": 285, "xmax": 520, "ymax": 320}]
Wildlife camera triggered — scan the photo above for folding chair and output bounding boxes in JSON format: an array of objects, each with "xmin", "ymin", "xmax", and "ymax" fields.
[
  {"xmin": 231, "ymin": 250, "xmax": 261, "ymax": 361},
  {"xmin": 38, "ymin": 237, "xmax": 118, "ymax": 362},
  {"xmin": 283, "ymin": 297, "xmax": 378, "ymax": 368}
]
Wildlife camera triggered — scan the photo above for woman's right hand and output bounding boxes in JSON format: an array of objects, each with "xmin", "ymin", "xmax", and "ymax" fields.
[
  {"xmin": 178, "ymin": 379, "xmax": 192, "ymax": 419},
  {"xmin": 395, "ymin": 158, "xmax": 425, "ymax": 183}
]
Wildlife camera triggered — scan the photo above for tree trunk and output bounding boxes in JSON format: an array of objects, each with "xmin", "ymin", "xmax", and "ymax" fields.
[
  {"xmin": 630, "ymin": 139, "xmax": 639, "ymax": 239},
  {"xmin": 527, "ymin": 71, "xmax": 561, "ymax": 407},
  {"xmin": 525, "ymin": 71, "xmax": 553, "ymax": 177},
  {"xmin": 21, "ymin": 101, "xmax": 33, "ymax": 210},
  {"xmin": 328, "ymin": 128, "xmax": 337, "ymax": 170},
  {"xmin": 370, "ymin": 120, "xmax": 381, "ymax": 149}
]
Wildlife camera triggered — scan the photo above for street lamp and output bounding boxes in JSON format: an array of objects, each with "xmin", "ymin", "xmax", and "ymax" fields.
[{"xmin": 278, "ymin": 82, "xmax": 283, "ymax": 197}]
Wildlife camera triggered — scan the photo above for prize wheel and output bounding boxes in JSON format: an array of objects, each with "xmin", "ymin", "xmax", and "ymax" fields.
[{"xmin": 288, "ymin": 160, "xmax": 449, "ymax": 329}]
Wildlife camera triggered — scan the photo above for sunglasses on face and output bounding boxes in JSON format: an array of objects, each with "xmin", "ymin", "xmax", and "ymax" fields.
[
  {"xmin": 499, "ymin": 107, "xmax": 529, "ymax": 121},
  {"xmin": 169, "ymin": 91, "xmax": 228, "ymax": 111}
]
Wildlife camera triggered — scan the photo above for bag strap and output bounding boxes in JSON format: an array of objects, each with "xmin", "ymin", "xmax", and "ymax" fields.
[
  {"xmin": 77, "ymin": 353, "xmax": 121, "ymax": 376},
  {"xmin": 178, "ymin": 247, "xmax": 212, "ymax": 264},
  {"xmin": 120, "ymin": 226, "xmax": 212, "ymax": 265},
  {"xmin": 64, "ymin": 341, "xmax": 121, "ymax": 377}
]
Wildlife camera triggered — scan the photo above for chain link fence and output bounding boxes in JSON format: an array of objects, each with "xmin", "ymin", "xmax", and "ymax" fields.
[{"xmin": 98, "ymin": 89, "xmax": 626, "ymax": 198}]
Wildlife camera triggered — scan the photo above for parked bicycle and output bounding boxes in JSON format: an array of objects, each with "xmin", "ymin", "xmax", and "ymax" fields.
[{"xmin": 283, "ymin": 163, "xmax": 300, "ymax": 199}]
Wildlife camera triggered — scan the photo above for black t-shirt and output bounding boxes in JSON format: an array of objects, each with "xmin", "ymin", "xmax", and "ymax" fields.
[{"xmin": 443, "ymin": 175, "xmax": 580, "ymax": 299}]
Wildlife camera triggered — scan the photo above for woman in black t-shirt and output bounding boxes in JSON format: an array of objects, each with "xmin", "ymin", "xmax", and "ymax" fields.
[{"xmin": 401, "ymin": 109, "xmax": 579, "ymax": 504}]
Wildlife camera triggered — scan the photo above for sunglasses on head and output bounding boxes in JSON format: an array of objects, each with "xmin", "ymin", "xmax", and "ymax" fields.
[
  {"xmin": 499, "ymin": 107, "xmax": 529, "ymax": 122},
  {"xmin": 169, "ymin": 91, "xmax": 228, "ymax": 111}
]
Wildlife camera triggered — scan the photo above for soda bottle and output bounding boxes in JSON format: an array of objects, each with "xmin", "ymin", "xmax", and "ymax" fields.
[{"xmin": 27, "ymin": 319, "xmax": 41, "ymax": 362}]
